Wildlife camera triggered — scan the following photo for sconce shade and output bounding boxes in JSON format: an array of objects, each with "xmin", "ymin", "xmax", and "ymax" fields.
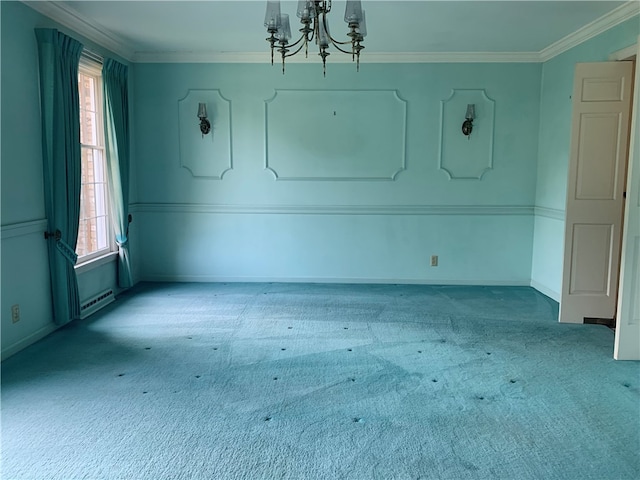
[
  {"xmin": 465, "ymin": 104, "xmax": 476, "ymax": 120},
  {"xmin": 277, "ymin": 14, "xmax": 292, "ymax": 42},
  {"xmin": 197, "ymin": 102, "xmax": 211, "ymax": 135},
  {"xmin": 264, "ymin": 0, "xmax": 282, "ymax": 29},
  {"xmin": 296, "ymin": 0, "xmax": 316, "ymax": 20},
  {"xmin": 318, "ymin": 17, "xmax": 331, "ymax": 48},
  {"xmin": 462, "ymin": 104, "xmax": 475, "ymax": 136},
  {"xmin": 197, "ymin": 103, "xmax": 208, "ymax": 119},
  {"xmin": 357, "ymin": 10, "xmax": 367, "ymax": 38},
  {"xmin": 344, "ymin": 0, "xmax": 364, "ymax": 24}
]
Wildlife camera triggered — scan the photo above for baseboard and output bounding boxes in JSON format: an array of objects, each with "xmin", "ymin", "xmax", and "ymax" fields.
[
  {"xmin": 1, "ymin": 323, "xmax": 59, "ymax": 361},
  {"xmin": 142, "ymin": 274, "xmax": 531, "ymax": 287},
  {"xmin": 530, "ymin": 280, "xmax": 560, "ymax": 302},
  {"xmin": 79, "ymin": 288, "xmax": 116, "ymax": 319}
]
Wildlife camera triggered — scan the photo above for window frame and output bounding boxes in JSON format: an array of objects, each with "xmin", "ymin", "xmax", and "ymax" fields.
[{"xmin": 75, "ymin": 55, "xmax": 115, "ymax": 267}]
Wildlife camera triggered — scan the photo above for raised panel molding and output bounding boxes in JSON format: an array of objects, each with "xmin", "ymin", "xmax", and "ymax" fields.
[
  {"xmin": 439, "ymin": 89, "xmax": 495, "ymax": 180},
  {"xmin": 569, "ymin": 223, "xmax": 613, "ymax": 295},
  {"xmin": 178, "ymin": 89, "xmax": 232, "ymax": 179},
  {"xmin": 575, "ymin": 113, "xmax": 621, "ymax": 200},
  {"xmin": 581, "ymin": 78, "xmax": 624, "ymax": 102},
  {"xmin": 264, "ymin": 90, "xmax": 407, "ymax": 181}
]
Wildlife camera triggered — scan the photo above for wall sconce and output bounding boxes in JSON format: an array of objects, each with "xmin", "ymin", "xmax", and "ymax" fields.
[
  {"xmin": 462, "ymin": 104, "xmax": 475, "ymax": 137},
  {"xmin": 197, "ymin": 103, "xmax": 211, "ymax": 136}
]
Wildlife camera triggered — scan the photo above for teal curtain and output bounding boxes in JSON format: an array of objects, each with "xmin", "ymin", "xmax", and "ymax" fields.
[
  {"xmin": 103, "ymin": 59, "xmax": 133, "ymax": 288},
  {"xmin": 35, "ymin": 29, "xmax": 83, "ymax": 325}
]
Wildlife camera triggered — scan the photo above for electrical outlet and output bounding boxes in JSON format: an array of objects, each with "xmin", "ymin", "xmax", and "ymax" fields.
[
  {"xmin": 430, "ymin": 255, "xmax": 438, "ymax": 267},
  {"xmin": 11, "ymin": 304, "xmax": 20, "ymax": 323}
]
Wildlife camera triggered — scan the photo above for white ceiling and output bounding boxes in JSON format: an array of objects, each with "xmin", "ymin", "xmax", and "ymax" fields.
[{"xmin": 28, "ymin": 1, "xmax": 638, "ymax": 62}]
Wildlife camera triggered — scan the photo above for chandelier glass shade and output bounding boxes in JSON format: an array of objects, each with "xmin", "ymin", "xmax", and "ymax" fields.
[{"xmin": 264, "ymin": 0, "xmax": 367, "ymax": 75}]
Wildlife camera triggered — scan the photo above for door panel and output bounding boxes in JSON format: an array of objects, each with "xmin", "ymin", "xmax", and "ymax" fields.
[
  {"xmin": 576, "ymin": 113, "xmax": 621, "ymax": 199},
  {"xmin": 581, "ymin": 76, "xmax": 625, "ymax": 101},
  {"xmin": 569, "ymin": 224, "xmax": 613, "ymax": 295},
  {"xmin": 560, "ymin": 61, "xmax": 633, "ymax": 324}
]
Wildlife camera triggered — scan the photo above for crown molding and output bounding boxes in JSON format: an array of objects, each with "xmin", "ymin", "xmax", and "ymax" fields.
[
  {"xmin": 21, "ymin": 1, "xmax": 134, "ymax": 61},
  {"xmin": 22, "ymin": 1, "xmax": 639, "ymax": 65},
  {"xmin": 539, "ymin": 1, "xmax": 640, "ymax": 62},
  {"xmin": 132, "ymin": 50, "xmax": 542, "ymax": 64}
]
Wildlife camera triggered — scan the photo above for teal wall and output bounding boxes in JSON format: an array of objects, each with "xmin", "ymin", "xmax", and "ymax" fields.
[
  {"xmin": 132, "ymin": 62, "xmax": 541, "ymax": 283},
  {"xmin": 0, "ymin": 1, "xmax": 133, "ymax": 358},
  {"xmin": 531, "ymin": 16, "xmax": 639, "ymax": 300}
]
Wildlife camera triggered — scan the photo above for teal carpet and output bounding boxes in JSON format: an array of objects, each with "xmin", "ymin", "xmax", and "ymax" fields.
[{"xmin": 1, "ymin": 283, "xmax": 639, "ymax": 479}]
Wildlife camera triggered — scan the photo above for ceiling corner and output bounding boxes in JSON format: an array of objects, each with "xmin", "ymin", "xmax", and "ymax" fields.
[
  {"xmin": 539, "ymin": 0, "xmax": 640, "ymax": 62},
  {"xmin": 21, "ymin": 0, "xmax": 134, "ymax": 62}
]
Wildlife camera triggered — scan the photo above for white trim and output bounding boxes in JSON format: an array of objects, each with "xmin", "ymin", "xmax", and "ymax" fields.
[
  {"xmin": 1, "ymin": 324, "xmax": 59, "ymax": 361},
  {"xmin": 530, "ymin": 280, "xmax": 561, "ymax": 302},
  {"xmin": 130, "ymin": 203, "xmax": 534, "ymax": 216},
  {"xmin": 534, "ymin": 207, "xmax": 565, "ymax": 221},
  {"xmin": 21, "ymin": 0, "xmax": 639, "ymax": 65},
  {"xmin": 79, "ymin": 288, "xmax": 115, "ymax": 319},
  {"xmin": 609, "ymin": 43, "xmax": 638, "ymax": 61},
  {"xmin": 21, "ymin": 1, "xmax": 134, "ymax": 61},
  {"xmin": 1, "ymin": 219, "xmax": 48, "ymax": 240},
  {"xmin": 142, "ymin": 274, "xmax": 531, "ymax": 286},
  {"xmin": 132, "ymin": 50, "xmax": 542, "ymax": 64},
  {"xmin": 539, "ymin": 2, "xmax": 640, "ymax": 62},
  {"xmin": 614, "ymin": 34, "xmax": 640, "ymax": 360},
  {"xmin": 75, "ymin": 251, "xmax": 118, "ymax": 275}
]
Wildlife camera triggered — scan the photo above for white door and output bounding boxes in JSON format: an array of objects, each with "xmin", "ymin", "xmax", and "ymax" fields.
[
  {"xmin": 615, "ymin": 52, "xmax": 640, "ymax": 360},
  {"xmin": 560, "ymin": 61, "xmax": 634, "ymax": 324}
]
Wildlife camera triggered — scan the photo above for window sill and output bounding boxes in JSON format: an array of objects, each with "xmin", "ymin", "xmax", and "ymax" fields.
[{"xmin": 75, "ymin": 251, "xmax": 118, "ymax": 275}]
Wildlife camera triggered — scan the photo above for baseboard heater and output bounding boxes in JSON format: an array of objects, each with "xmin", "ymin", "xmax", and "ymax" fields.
[{"xmin": 80, "ymin": 289, "xmax": 115, "ymax": 319}]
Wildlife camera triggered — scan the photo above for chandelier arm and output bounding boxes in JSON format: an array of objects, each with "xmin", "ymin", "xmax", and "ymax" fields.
[
  {"xmin": 326, "ymin": 35, "xmax": 355, "ymax": 46},
  {"xmin": 283, "ymin": 41, "xmax": 310, "ymax": 58},
  {"xmin": 320, "ymin": 11, "xmax": 359, "ymax": 47},
  {"xmin": 282, "ymin": 33, "xmax": 308, "ymax": 50},
  {"xmin": 328, "ymin": 41, "xmax": 357, "ymax": 55}
]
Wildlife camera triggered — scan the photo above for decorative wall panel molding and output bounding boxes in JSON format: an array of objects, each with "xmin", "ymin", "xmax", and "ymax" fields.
[
  {"xmin": 439, "ymin": 89, "xmax": 495, "ymax": 180},
  {"xmin": 265, "ymin": 90, "xmax": 407, "ymax": 181},
  {"xmin": 131, "ymin": 203, "xmax": 534, "ymax": 216},
  {"xmin": 178, "ymin": 89, "xmax": 232, "ymax": 179}
]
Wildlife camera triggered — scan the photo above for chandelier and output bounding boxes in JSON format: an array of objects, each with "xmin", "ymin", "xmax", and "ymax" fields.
[{"xmin": 264, "ymin": 1, "xmax": 367, "ymax": 75}]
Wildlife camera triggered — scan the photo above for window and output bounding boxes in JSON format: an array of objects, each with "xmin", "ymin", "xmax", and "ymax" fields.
[{"xmin": 77, "ymin": 57, "xmax": 112, "ymax": 262}]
